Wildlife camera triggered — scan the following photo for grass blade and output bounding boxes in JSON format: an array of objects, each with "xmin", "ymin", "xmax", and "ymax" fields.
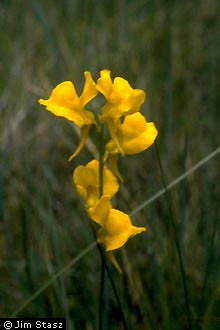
[
  {"xmin": 130, "ymin": 147, "xmax": 220, "ymax": 217},
  {"xmin": 11, "ymin": 242, "xmax": 96, "ymax": 317}
]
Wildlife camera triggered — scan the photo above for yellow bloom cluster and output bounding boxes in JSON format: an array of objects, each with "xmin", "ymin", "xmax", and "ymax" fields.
[{"xmin": 39, "ymin": 70, "xmax": 158, "ymax": 272}]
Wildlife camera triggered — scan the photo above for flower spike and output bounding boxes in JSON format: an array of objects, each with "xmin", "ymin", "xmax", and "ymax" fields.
[{"xmin": 38, "ymin": 69, "xmax": 157, "ymax": 273}]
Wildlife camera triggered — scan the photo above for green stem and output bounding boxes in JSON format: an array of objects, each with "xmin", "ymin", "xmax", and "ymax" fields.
[
  {"xmin": 98, "ymin": 124, "xmax": 105, "ymax": 330},
  {"xmin": 96, "ymin": 237, "xmax": 128, "ymax": 330},
  {"xmin": 99, "ymin": 125, "xmax": 104, "ymax": 198},
  {"xmin": 98, "ymin": 258, "xmax": 105, "ymax": 330},
  {"xmin": 96, "ymin": 124, "xmax": 128, "ymax": 330},
  {"xmin": 155, "ymin": 141, "xmax": 192, "ymax": 330},
  {"xmin": 89, "ymin": 223, "xmax": 128, "ymax": 330}
]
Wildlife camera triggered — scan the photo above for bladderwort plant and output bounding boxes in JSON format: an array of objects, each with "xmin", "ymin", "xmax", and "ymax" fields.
[{"xmin": 38, "ymin": 69, "xmax": 158, "ymax": 329}]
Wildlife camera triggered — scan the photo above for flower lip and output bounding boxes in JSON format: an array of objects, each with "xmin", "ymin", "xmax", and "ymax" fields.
[
  {"xmin": 106, "ymin": 112, "xmax": 158, "ymax": 155},
  {"xmin": 38, "ymin": 71, "xmax": 98, "ymax": 128},
  {"xmin": 89, "ymin": 196, "xmax": 146, "ymax": 251},
  {"xmin": 96, "ymin": 206, "xmax": 146, "ymax": 251}
]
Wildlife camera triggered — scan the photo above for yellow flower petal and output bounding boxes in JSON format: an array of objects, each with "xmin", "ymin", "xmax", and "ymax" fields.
[
  {"xmin": 108, "ymin": 154, "xmax": 123, "ymax": 182},
  {"xmin": 96, "ymin": 207, "xmax": 146, "ymax": 251},
  {"xmin": 107, "ymin": 251, "xmax": 122, "ymax": 274},
  {"xmin": 106, "ymin": 118, "xmax": 124, "ymax": 155},
  {"xmin": 38, "ymin": 75, "xmax": 96, "ymax": 128},
  {"xmin": 88, "ymin": 196, "xmax": 111, "ymax": 225},
  {"xmin": 106, "ymin": 113, "xmax": 158, "ymax": 155},
  {"xmin": 68, "ymin": 125, "xmax": 90, "ymax": 161},
  {"xmin": 97, "ymin": 70, "xmax": 145, "ymax": 121},
  {"xmin": 96, "ymin": 69, "xmax": 112, "ymax": 99},
  {"xmin": 73, "ymin": 160, "xmax": 119, "ymax": 209},
  {"xmin": 80, "ymin": 71, "xmax": 98, "ymax": 107},
  {"xmin": 123, "ymin": 121, "xmax": 157, "ymax": 154},
  {"xmin": 109, "ymin": 77, "xmax": 132, "ymax": 104},
  {"xmin": 109, "ymin": 77, "xmax": 144, "ymax": 114}
]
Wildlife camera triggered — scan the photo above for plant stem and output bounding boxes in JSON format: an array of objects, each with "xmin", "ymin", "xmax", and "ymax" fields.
[
  {"xmin": 96, "ymin": 238, "xmax": 128, "ymax": 330},
  {"xmin": 99, "ymin": 125, "xmax": 104, "ymax": 197},
  {"xmin": 98, "ymin": 257, "xmax": 105, "ymax": 330},
  {"xmin": 96, "ymin": 124, "xmax": 128, "ymax": 330},
  {"xmin": 89, "ymin": 221, "xmax": 128, "ymax": 330},
  {"xmin": 98, "ymin": 124, "xmax": 105, "ymax": 330}
]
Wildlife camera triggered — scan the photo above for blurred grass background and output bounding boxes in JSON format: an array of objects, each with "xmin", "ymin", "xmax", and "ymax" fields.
[{"xmin": 0, "ymin": 0, "xmax": 220, "ymax": 329}]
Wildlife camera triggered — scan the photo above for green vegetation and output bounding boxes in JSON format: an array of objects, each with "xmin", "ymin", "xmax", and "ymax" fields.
[{"xmin": 1, "ymin": 1, "xmax": 220, "ymax": 329}]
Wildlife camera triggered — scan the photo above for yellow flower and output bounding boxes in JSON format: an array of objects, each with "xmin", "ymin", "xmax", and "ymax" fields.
[
  {"xmin": 96, "ymin": 69, "xmax": 146, "ymax": 153},
  {"xmin": 97, "ymin": 69, "xmax": 145, "ymax": 120},
  {"xmin": 38, "ymin": 71, "xmax": 98, "ymax": 160},
  {"xmin": 89, "ymin": 196, "xmax": 146, "ymax": 272},
  {"xmin": 106, "ymin": 113, "xmax": 158, "ymax": 155},
  {"xmin": 104, "ymin": 113, "xmax": 158, "ymax": 180},
  {"xmin": 89, "ymin": 196, "xmax": 146, "ymax": 250},
  {"xmin": 73, "ymin": 160, "xmax": 119, "ymax": 209}
]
